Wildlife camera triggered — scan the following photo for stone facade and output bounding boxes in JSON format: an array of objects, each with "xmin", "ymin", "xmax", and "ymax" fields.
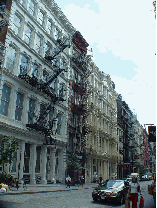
[
  {"xmin": 85, "ymin": 65, "xmax": 118, "ymax": 183},
  {"xmin": 0, "ymin": 0, "xmax": 75, "ymax": 184}
]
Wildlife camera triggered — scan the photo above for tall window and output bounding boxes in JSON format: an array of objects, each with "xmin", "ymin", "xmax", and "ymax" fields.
[
  {"xmin": 0, "ymin": 84, "xmax": 11, "ymax": 116},
  {"xmin": 49, "ymin": 108, "xmax": 53, "ymax": 129},
  {"xmin": 38, "ymin": 10, "xmax": 44, "ymax": 25},
  {"xmin": 24, "ymin": 25, "xmax": 32, "ymax": 45},
  {"xmin": 28, "ymin": 98, "xmax": 35, "ymax": 124},
  {"xmin": 15, "ymin": 92, "xmax": 24, "ymax": 121},
  {"xmin": 20, "ymin": 55, "xmax": 28, "ymax": 75},
  {"xmin": 45, "ymin": 42, "xmax": 52, "ymax": 56},
  {"xmin": 54, "ymin": 28, "xmax": 59, "ymax": 40},
  {"xmin": 6, "ymin": 46, "xmax": 16, "ymax": 72},
  {"xmin": 47, "ymin": 20, "xmax": 52, "ymax": 34},
  {"xmin": 71, "ymin": 89, "xmax": 74, "ymax": 103},
  {"xmin": 57, "ymin": 113, "xmax": 62, "ymax": 135},
  {"xmin": 28, "ymin": 0, "xmax": 35, "ymax": 16},
  {"xmin": 50, "ymin": 79, "xmax": 56, "ymax": 90},
  {"xmin": 13, "ymin": 14, "xmax": 21, "ymax": 35},
  {"xmin": 35, "ymin": 34, "xmax": 41, "ymax": 54},
  {"xmin": 59, "ymin": 83, "xmax": 63, "ymax": 97},
  {"xmin": 31, "ymin": 63, "xmax": 38, "ymax": 77},
  {"xmin": 43, "ymin": 70, "xmax": 48, "ymax": 83}
]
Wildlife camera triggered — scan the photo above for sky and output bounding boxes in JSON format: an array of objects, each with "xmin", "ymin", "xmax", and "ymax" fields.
[{"xmin": 55, "ymin": 0, "xmax": 156, "ymax": 126}]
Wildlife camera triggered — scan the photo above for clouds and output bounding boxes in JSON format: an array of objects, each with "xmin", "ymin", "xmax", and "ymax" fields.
[{"xmin": 56, "ymin": 0, "xmax": 156, "ymax": 125}]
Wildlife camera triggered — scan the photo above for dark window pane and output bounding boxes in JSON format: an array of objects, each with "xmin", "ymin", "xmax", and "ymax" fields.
[
  {"xmin": 20, "ymin": 56, "xmax": 28, "ymax": 75},
  {"xmin": 32, "ymin": 64, "xmax": 38, "ymax": 77}
]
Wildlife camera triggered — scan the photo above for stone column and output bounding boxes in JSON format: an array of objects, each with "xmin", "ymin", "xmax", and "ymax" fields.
[
  {"xmin": 50, "ymin": 148, "xmax": 56, "ymax": 184},
  {"xmin": 41, "ymin": 145, "xmax": 47, "ymax": 184},
  {"xmin": 58, "ymin": 148, "xmax": 64, "ymax": 183},
  {"xmin": 30, "ymin": 143, "xmax": 36, "ymax": 184},
  {"xmin": 19, "ymin": 141, "xmax": 25, "ymax": 180},
  {"xmin": 16, "ymin": 149, "xmax": 20, "ymax": 179}
]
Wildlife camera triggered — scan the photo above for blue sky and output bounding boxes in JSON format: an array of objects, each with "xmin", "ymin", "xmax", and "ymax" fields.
[{"xmin": 56, "ymin": 0, "xmax": 156, "ymax": 126}]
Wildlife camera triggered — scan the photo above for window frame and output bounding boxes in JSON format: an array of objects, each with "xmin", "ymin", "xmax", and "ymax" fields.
[
  {"xmin": 5, "ymin": 45, "xmax": 16, "ymax": 73},
  {"xmin": 15, "ymin": 92, "xmax": 24, "ymax": 121},
  {"xmin": 0, "ymin": 84, "xmax": 11, "ymax": 116},
  {"xmin": 28, "ymin": 98, "xmax": 36, "ymax": 124},
  {"xmin": 20, "ymin": 54, "xmax": 29, "ymax": 75}
]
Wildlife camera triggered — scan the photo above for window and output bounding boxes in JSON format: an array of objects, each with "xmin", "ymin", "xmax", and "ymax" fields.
[
  {"xmin": 24, "ymin": 25, "xmax": 32, "ymax": 45},
  {"xmin": 0, "ymin": 84, "xmax": 11, "ymax": 116},
  {"xmin": 49, "ymin": 108, "xmax": 53, "ymax": 129},
  {"xmin": 50, "ymin": 79, "xmax": 56, "ymax": 89},
  {"xmin": 13, "ymin": 14, "xmax": 21, "ymax": 35},
  {"xmin": 59, "ymin": 83, "xmax": 63, "ymax": 97},
  {"xmin": 15, "ymin": 92, "xmax": 24, "ymax": 121},
  {"xmin": 28, "ymin": 0, "xmax": 35, "ymax": 16},
  {"xmin": 6, "ymin": 46, "xmax": 16, "ymax": 72},
  {"xmin": 45, "ymin": 42, "xmax": 52, "ymax": 56},
  {"xmin": 28, "ymin": 98, "xmax": 35, "ymax": 124},
  {"xmin": 43, "ymin": 70, "xmax": 48, "ymax": 83},
  {"xmin": 35, "ymin": 34, "xmax": 41, "ymax": 54},
  {"xmin": 57, "ymin": 113, "xmax": 62, "ymax": 135},
  {"xmin": 38, "ymin": 10, "xmax": 44, "ymax": 25},
  {"xmin": 31, "ymin": 63, "xmax": 38, "ymax": 77},
  {"xmin": 47, "ymin": 20, "xmax": 52, "ymax": 34},
  {"xmin": 71, "ymin": 89, "xmax": 74, "ymax": 103},
  {"xmin": 54, "ymin": 28, "xmax": 59, "ymax": 40},
  {"xmin": 20, "ymin": 55, "xmax": 28, "ymax": 75}
]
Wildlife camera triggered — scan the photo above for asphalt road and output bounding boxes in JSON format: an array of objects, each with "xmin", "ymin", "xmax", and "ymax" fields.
[{"xmin": 0, "ymin": 180, "xmax": 155, "ymax": 208}]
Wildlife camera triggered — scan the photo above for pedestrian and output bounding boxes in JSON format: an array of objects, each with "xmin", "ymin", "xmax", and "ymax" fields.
[
  {"xmin": 66, "ymin": 174, "xmax": 71, "ymax": 188},
  {"xmin": 151, "ymin": 175, "xmax": 156, "ymax": 204},
  {"xmin": 80, "ymin": 175, "xmax": 84, "ymax": 187},
  {"xmin": 99, "ymin": 175, "xmax": 102, "ymax": 185},
  {"xmin": 128, "ymin": 176, "xmax": 141, "ymax": 208}
]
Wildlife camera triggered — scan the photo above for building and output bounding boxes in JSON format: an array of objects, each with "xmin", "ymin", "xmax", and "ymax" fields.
[
  {"xmin": 130, "ymin": 115, "xmax": 144, "ymax": 174},
  {"xmin": 86, "ymin": 67, "xmax": 118, "ymax": 183},
  {"xmin": 117, "ymin": 94, "xmax": 134, "ymax": 177},
  {"xmin": 67, "ymin": 31, "xmax": 90, "ymax": 181},
  {"xmin": 117, "ymin": 124, "xmax": 124, "ymax": 179},
  {"xmin": 0, "ymin": 0, "xmax": 75, "ymax": 184},
  {"xmin": 143, "ymin": 129, "xmax": 151, "ymax": 172}
]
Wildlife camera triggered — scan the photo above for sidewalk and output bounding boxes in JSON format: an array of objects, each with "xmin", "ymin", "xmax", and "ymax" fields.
[{"xmin": 0, "ymin": 183, "xmax": 98, "ymax": 195}]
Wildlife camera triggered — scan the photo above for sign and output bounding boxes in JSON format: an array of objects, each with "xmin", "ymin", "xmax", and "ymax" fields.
[{"xmin": 148, "ymin": 126, "xmax": 156, "ymax": 142}]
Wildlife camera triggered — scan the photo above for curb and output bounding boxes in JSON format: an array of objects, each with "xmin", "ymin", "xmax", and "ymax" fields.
[{"xmin": 0, "ymin": 187, "xmax": 94, "ymax": 195}]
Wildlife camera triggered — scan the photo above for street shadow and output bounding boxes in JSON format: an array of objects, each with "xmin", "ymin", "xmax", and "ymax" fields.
[{"xmin": 91, "ymin": 199, "xmax": 123, "ymax": 207}]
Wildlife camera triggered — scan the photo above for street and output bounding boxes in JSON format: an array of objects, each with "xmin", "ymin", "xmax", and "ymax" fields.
[{"xmin": 0, "ymin": 180, "xmax": 155, "ymax": 208}]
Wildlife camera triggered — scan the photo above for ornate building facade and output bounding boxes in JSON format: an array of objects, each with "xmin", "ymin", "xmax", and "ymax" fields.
[
  {"xmin": 85, "ymin": 67, "xmax": 118, "ymax": 183},
  {"xmin": 0, "ymin": 0, "xmax": 75, "ymax": 184}
]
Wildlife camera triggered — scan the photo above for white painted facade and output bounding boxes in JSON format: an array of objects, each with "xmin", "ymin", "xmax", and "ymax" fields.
[
  {"xmin": 0, "ymin": 0, "xmax": 75, "ymax": 184},
  {"xmin": 85, "ymin": 62, "xmax": 118, "ymax": 183}
]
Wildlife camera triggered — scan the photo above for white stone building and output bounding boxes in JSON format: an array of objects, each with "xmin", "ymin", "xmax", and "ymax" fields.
[
  {"xmin": 85, "ymin": 63, "xmax": 118, "ymax": 183},
  {"xmin": 0, "ymin": 0, "xmax": 75, "ymax": 184}
]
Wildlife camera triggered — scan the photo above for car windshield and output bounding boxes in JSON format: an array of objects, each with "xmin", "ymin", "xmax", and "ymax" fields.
[{"xmin": 106, "ymin": 180, "xmax": 124, "ymax": 188}]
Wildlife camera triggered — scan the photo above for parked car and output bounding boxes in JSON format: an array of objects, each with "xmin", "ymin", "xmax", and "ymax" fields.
[
  {"xmin": 92, "ymin": 179, "xmax": 129, "ymax": 205},
  {"xmin": 141, "ymin": 173, "xmax": 152, "ymax": 181},
  {"xmin": 127, "ymin": 173, "xmax": 140, "ymax": 182}
]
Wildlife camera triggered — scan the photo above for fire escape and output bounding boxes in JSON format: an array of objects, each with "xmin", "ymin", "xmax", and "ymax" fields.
[
  {"xmin": 68, "ymin": 31, "xmax": 92, "ymax": 175},
  {"xmin": 18, "ymin": 35, "xmax": 71, "ymax": 145}
]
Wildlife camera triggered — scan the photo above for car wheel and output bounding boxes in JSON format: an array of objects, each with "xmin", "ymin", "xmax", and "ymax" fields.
[{"xmin": 93, "ymin": 197, "xmax": 98, "ymax": 202}]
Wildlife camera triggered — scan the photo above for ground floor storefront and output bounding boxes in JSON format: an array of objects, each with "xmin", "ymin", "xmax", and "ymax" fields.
[
  {"xmin": 85, "ymin": 156, "xmax": 117, "ymax": 183},
  {"xmin": 0, "ymin": 125, "xmax": 67, "ymax": 184}
]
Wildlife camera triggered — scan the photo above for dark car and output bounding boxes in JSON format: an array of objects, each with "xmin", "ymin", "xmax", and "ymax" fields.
[{"xmin": 92, "ymin": 179, "xmax": 129, "ymax": 205}]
